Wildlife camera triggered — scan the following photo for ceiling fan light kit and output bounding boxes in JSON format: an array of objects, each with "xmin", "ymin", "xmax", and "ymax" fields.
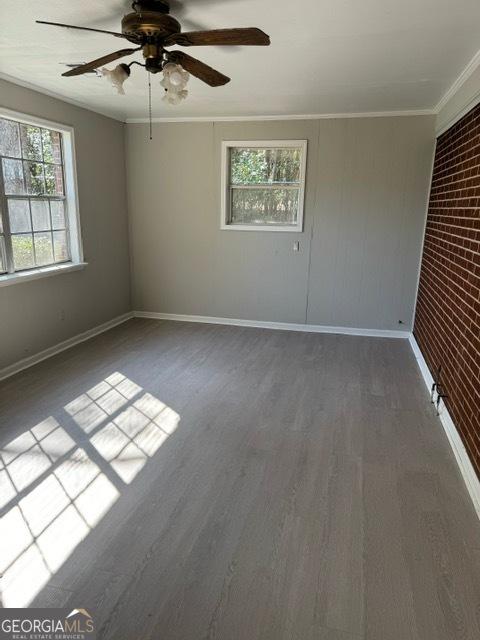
[
  {"xmin": 160, "ymin": 62, "xmax": 190, "ymax": 104},
  {"xmin": 36, "ymin": 0, "xmax": 270, "ymax": 110},
  {"xmin": 101, "ymin": 63, "xmax": 131, "ymax": 95}
]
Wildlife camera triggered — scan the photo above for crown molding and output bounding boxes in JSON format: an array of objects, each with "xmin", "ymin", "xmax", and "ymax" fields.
[
  {"xmin": 5, "ymin": 46, "xmax": 480, "ymax": 127},
  {"xmin": 0, "ymin": 70, "xmax": 434, "ymax": 123},
  {"xmin": 435, "ymin": 90, "xmax": 480, "ymax": 137},
  {"xmin": 434, "ymin": 49, "xmax": 480, "ymax": 115},
  {"xmin": 0, "ymin": 71, "xmax": 126, "ymax": 123},
  {"xmin": 125, "ymin": 109, "xmax": 434, "ymax": 124}
]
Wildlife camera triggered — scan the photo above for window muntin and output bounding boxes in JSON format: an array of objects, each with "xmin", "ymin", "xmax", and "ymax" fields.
[
  {"xmin": 0, "ymin": 116, "xmax": 71, "ymax": 274},
  {"xmin": 0, "ymin": 212, "xmax": 6, "ymax": 274},
  {"xmin": 221, "ymin": 141, "xmax": 307, "ymax": 232}
]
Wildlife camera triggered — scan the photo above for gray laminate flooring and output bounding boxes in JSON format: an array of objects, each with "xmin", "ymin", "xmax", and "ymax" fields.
[{"xmin": 0, "ymin": 319, "xmax": 479, "ymax": 639}]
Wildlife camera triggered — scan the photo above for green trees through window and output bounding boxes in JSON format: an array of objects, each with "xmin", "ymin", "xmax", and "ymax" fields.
[
  {"xmin": 0, "ymin": 117, "xmax": 68, "ymax": 273},
  {"xmin": 227, "ymin": 145, "xmax": 305, "ymax": 227}
]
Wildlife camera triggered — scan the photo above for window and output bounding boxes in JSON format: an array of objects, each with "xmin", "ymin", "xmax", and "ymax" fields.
[
  {"xmin": 221, "ymin": 140, "xmax": 307, "ymax": 232},
  {"xmin": 0, "ymin": 109, "xmax": 83, "ymax": 283}
]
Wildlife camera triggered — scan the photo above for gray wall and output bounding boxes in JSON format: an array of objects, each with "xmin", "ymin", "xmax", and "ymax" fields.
[
  {"xmin": 0, "ymin": 79, "xmax": 131, "ymax": 370},
  {"xmin": 126, "ymin": 115, "xmax": 435, "ymax": 331}
]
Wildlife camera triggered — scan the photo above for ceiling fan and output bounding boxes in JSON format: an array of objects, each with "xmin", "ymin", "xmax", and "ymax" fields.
[{"xmin": 36, "ymin": 0, "xmax": 271, "ymax": 88}]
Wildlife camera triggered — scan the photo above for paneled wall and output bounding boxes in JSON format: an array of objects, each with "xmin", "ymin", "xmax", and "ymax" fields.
[
  {"xmin": 126, "ymin": 116, "xmax": 435, "ymax": 331},
  {"xmin": 414, "ymin": 103, "xmax": 480, "ymax": 478}
]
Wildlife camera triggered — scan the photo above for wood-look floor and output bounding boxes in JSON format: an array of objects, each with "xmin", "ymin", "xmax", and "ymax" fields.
[{"xmin": 1, "ymin": 319, "xmax": 480, "ymax": 639}]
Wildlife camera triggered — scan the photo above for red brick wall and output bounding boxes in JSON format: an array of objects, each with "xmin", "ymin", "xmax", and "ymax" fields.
[{"xmin": 414, "ymin": 103, "xmax": 480, "ymax": 478}]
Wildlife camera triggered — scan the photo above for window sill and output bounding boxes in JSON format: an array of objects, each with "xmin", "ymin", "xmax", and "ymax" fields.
[
  {"xmin": 0, "ymin": 262, "xmax": 88, "ymax": 288},
  {"xmin": 220, "ymin": 224, "xmax": 303, "ymax": 232}
]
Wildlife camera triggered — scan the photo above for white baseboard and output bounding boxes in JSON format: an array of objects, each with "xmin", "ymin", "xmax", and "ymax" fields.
[
  {"xmin": 409, "ymin": 334, "xmax": 480, "ymax": 520},
  {"xmin": 0, "ymin": 312, "xmax": 134, "ymax": 382},
  {"xmin": 0, "ymin": 310, "xmax": 406, "ymax": 383},
  {"xmin": 3, "ymin": 308, "xmax": 477, "ymax": 520},
  {"xmin": 134, "ymin": 311, "xmax": 411, "ymax": 339}
]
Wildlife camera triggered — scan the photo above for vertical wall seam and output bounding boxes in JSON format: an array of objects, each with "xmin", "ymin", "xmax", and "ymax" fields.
[
  {"xmin": 123, "ymin": 121, "xmax": 134, "ymax": 311},
  {"xmin": 304, "ymin": 119, "xmax": 322, "ymax": 324}
]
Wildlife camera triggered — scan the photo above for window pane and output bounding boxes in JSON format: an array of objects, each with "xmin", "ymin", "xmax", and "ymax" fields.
[
  {"xmin": 0, "ymin": 119, "xmax": 21, "ymax": 158},
  {"xmin": 34, "ymin": 232, "xmax": 54, "ymax": 266},
  {"xmin": 53, "ymin": 230, "xmax": 69, "ymax": 262},
  {"xmin": 12, "ymin": 234, "xmax": 34, "ymax": 270},
  {"xmin": 24, "ymin": 162, "xmax": 45, "ymax": 195},
  {"xmin": 1, "ymin": 117, "xmax": 73, "ymax": 272},
  {"xmin": 8, "ymin": 199, "xmax": 31, "ymax": 233},
  {"xmin": 44, "ymin": 164, "xmax": 64, "ymax": 195},
  {"xmin": 42, "ymin": 129, "xmax": 62, "ymax": 164},
  {"xmin": 230, "ymin": 147, "xmax": 301, "ymax": 185},
  {"xmin": 50, "ymin": 201, "xmax": 66, "ymax": 229},
  {"xmin": 20, "ymin": 125, "xmax": 43, "ymax": 161},
  {"xmin": 2, "ymin": 158, "xmax": 25, "ymax": 195},
  {"xmin": 31, "ymin": 200, "xmax": 51, "ymax": 231},
  {"xmin": 230, "ymin": 188, "xmax": 299, "ymax": 225},
  {"xmin": 274, "ymin": 148, "xmax": 301, "ymax": 183}
]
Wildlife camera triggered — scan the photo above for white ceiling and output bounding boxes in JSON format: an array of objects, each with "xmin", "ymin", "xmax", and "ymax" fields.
[{"xmin": 1, "ymin": 0, "xmax": 480, "ymax": 121}]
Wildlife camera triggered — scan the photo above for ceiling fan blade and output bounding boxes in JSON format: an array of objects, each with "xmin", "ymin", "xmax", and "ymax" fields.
[
  {"xmin": 62, "ymin": 48, "xmax": 140, "ymax": 76},
  {"xmin": 168, "ymin": 51, "xmax": 230, "ymax": 87},
  {"xmin": 165, "ymin": 27, "xmax": 270, "ymax": 47},
  {"xmin": 36, "ymin": 20, "xmax": 128, "ymax": 39}
]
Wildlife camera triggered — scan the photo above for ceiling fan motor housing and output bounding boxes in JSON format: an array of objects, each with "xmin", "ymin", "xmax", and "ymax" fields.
[{"xmin": 132, "ymin": 0, "xmax": 170, "ymax": 13}]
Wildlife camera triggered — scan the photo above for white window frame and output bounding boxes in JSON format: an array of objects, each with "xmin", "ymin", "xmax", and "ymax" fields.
[
  {"xmin": 220, "ymin": 140, "xmax": 307, "ymax": 233},
  {"xmin": 0, "ymin": 107, "xmax": 85, "ymax": 287}
]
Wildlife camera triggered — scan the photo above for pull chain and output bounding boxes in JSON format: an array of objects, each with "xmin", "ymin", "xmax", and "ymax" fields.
[{"xmin": 148, "ymin": 72, "xmax": 153, "ymax": 141}]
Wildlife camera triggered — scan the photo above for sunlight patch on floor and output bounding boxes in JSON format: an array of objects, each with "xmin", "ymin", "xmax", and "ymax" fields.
[{"xmin": 0, "ymin": 372, "xmax": 180, "ymax": 607}]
